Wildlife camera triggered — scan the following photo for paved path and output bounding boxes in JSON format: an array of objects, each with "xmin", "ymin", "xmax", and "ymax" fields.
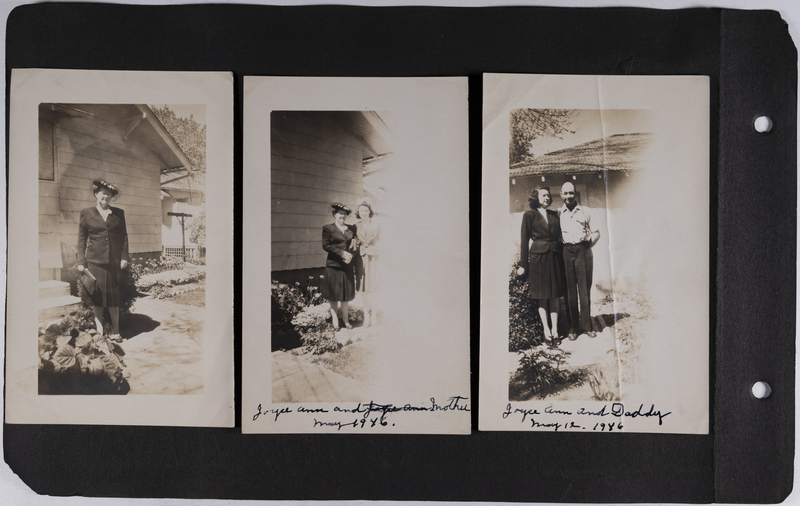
[
  {"xmin": 272, "ymin": 350, "xmax": 371, "ymax": 403},
  {"xmin": 119, "ymin": 297, "xmax": 204, "ymax": 395}
]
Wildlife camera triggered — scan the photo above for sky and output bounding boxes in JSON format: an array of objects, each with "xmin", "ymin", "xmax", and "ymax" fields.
[{"xmin": 526, "ymin": 109, "xmax": 657, "ymax": 157}]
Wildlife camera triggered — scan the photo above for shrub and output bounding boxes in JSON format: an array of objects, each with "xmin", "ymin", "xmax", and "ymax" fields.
[
  {"xmin": 299, "ymin": 331, "xmax": 342, "ymax": 355},
  {"xmin": 292, "ymin": 303, "xmax": 334, "ymax": 335},
  {"xmin": 272, "ymin": 281, "xmax": 308, "ymax": 332},
  {"xmin": 509, "ymin": 344, "xmax": 583, "ymax": 400},
  {"xmin": 136, "ymin": 267, "xmax": 205, "ymax": 292},
  {"xmin": 509, "ymin": 254, "xmax": 545, "ymax": 352}
]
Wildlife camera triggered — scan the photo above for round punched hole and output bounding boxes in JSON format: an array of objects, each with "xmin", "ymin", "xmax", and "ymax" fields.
[
  {"xmin": 754, "ymin": 116, "xmax": 773, "ymax": 133},
  {"xmin": 751, "ymin": 381, "xmax": 772, "ymax": 399}
]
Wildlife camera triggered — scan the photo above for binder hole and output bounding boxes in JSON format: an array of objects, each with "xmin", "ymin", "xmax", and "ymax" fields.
[
  {"xmin": 754, "ymin": 116, "xmax": 773, "ymax": 133},
  {"xmin": 751, "ymin": 381, "xmax": 772, "ymax": 399}
]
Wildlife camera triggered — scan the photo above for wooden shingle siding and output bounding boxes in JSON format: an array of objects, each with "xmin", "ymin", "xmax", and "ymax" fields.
[
  {"xmin": 271, "ymin": 112, "xmax": 364, "ymax": 273},
  {"xmin": 44, "ymin": 105, "xmax": 164, "ymax": 269}
]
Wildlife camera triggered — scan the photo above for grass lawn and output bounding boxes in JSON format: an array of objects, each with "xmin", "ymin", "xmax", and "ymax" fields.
[{"xmin": 168, "ymin": 287, "xmax": 206, "ymax": 307}]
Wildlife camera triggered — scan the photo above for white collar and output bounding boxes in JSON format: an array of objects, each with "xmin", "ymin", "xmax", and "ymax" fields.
[
  {"xmin": 96, "ymin": 204, "xmax": 112, "ymax": 220},
  {"xmin": 561, "ymin": 203, "xmax": 582, "ymax": 214}
]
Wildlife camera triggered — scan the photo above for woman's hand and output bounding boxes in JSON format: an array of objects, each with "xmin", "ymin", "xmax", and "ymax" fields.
[
  {"xmin": 342, "ymin": 251, "xmax": 353, "ymax": 264},
  {"xmin": 120, "ymin": 260, "xmax": 128, "ymax": 269},
  {"xmin": 516, "ymin": 266, "xmax": 526, "ymax": 278},
  {"xmin": 77, "ymin": 265, "xmax": 85, "ymax": 272}
]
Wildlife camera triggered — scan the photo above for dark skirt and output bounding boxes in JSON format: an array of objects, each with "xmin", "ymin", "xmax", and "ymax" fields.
[
  {"xmin": 83, "ymin": 262, "xmax": 121, "ymax": 308},
  {"xmin": 322, "ymin": 265, "xmax": 355, "ymax": 302},
  {"xmin": 528, "ymin": 250, "xmax": 565, "ymax": 300}
]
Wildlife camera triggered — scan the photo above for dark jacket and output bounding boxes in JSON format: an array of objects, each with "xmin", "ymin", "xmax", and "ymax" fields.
[
  {"xmin": 520, "ymin": 209, "xmax": 562, "ymax": 271},
  {"xmin": 322, "ymin": 223, "xmax": 356, "ymax": 269},
  {"xmin": 77, "ymin": 206, "xmax": 130, "ymax": 266}
]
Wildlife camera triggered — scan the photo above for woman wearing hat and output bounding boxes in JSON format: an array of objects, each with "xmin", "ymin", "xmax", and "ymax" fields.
[
  {"xmin": 75, "ymin": 179, "xmax": 129, "ymax": 342},
  {"xmin": 354, "ymin": 197, "xmax": 380, "ymax": 328},
  {"xmin": 321, "ymin": 203, "xmax": 358, "ymax": 330}
]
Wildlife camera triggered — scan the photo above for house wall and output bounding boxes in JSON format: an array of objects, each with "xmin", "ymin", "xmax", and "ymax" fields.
[
  {"xmin": 39, "ymin": 104, "xmax": 164, "ymax": 280},
  {"xmin": 270, "ymin": 111, "xmax": 364, "ymax": 276},
  {"xmin": 510, "ymin": 171, "xmax": 637, "ymax": 296}
]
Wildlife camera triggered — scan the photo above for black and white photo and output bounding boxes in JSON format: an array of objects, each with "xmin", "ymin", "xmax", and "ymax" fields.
[
  {"xmin": 7, "ymin": 70, "xmax": 234, "ymax": 426},
  {"xmin": 480, "ymin": 74, "xmax": 710, "ymax": 434},
  {"xmin": 244, "ymin": 77, "xmax": 471, "ymax": 434}
]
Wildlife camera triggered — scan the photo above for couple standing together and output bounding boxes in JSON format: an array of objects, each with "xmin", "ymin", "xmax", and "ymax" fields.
[
  {"xmin": 321, "ymin": 197, "xmax": 380, "ymax": 332},
  {"xmin": 520, "ymin": 182, "xmax": 599, "ymax": 342}
]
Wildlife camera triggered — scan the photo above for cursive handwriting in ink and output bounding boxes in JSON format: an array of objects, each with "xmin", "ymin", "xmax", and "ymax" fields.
[
  {"xmin": 503, "ymin": 403, "xmax": 541, "ymax": 423},
  {"xmin": 544, "ymin": 405, "xmax": 572, "ymax": 416},
  {"xmin": 313, "ymin": 418, "xmax": 359, "ymax": 431},
  {"xmin": 298, "ymin": 406, "xmax": 329, "ymax": 414},
  {"xmin": 252, "ymin": 404, "xmax": 293, "ymax": 422},
  {"xmin": 611, "ymin": 403, "xmax": 671, "ymax": 425},
  {"xmin": 577, "ymin": 405, "xmax": 610, "ymax": 417},
  {"xmin": 530, "ymin": 418, "xmax": 562, "ymax": 431},
  {"xmin": 430, "ymin": 396, "xmax": 470, "ymax": 412}
]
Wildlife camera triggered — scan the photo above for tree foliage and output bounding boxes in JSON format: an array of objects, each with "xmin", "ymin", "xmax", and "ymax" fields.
[
  {"xmin": 188, "ymin": 205, "xmax": 206, "ymax": 248},
  {"xmin": 510, "ymin": 109, "xmax": 577, "ymax": 165},
  {"xmin": 150, "ymin": 105, "xmax": 206, "ymax": 173}
]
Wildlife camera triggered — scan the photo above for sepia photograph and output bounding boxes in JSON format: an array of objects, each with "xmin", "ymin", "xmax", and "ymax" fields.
[
  {"xmin": 244, "ymin": 77, "xmax": 471, "ymax": 434},
  {"xmin": 37, "ymin": 103, "xmax": 207, "ymax": 396},
  {"xmin": 270, "ymin": 111, "xmax": 395, "ymax": 403},
  {"xmin": 480, "ymin": 74, "xmax": 710, "ymax": 434},
  {"xmin": 7, "ymin": 69, "xmax": 234, "ymax": 426},
  {"xmin": 507, "ymin": 108, "xmax": 655, "ymax": 402}
]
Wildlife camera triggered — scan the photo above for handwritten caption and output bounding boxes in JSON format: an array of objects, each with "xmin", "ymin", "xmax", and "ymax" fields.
[
  {"xmin": 502, "ymin": 402, "xmax": 672, "ymax": 431},
  {"xmin": 252, "ymin": 396, "xmax": 469, "ymax": 430}
]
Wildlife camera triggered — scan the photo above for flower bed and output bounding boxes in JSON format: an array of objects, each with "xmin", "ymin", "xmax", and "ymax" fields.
[{"xmin": 137, "ymin": 265, "xmax": 206, "ymax": 299}]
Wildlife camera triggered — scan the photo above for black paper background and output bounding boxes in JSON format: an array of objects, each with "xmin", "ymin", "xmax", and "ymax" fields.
[{"xmin": 4, "ymin": 4, "xmax": 794, "ymax": 503}]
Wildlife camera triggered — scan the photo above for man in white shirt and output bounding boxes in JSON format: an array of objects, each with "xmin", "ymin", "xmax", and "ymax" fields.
[{"xmin": 559, "ymin": 182, "xmax": 600, "ymax": 340}]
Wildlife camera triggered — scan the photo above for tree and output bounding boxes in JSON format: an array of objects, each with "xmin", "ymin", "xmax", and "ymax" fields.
[
  {"xmin": 510, "ymin": 109, "xmax": 577, "ymax": 165},
  {"xmin": 150, "ymin": 105, "xmax": 206, "ymax": 173},
  {"xmin": 188, "ymin": 205, "xmax": 206, "ymax": 249}
]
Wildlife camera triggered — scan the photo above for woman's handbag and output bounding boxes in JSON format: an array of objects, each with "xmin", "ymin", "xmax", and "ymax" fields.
[{"xmin": 69, "ymin": 265, "xmax": 97, "ymax": 295}]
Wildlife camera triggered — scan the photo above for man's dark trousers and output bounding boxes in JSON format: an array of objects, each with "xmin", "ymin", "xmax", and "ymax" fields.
[{"xmin": 563, "ymin": 242, "xmax": 593, "ymax": 334}]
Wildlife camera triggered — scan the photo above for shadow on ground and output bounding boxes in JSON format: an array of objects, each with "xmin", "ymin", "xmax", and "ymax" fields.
[
  {"xmin": 120, "ymin": 313, "xmax": 161, "ymax": 339},
  {"xmin": 596, "ymin": 312, "xmax": 631, "ymax": 328}
]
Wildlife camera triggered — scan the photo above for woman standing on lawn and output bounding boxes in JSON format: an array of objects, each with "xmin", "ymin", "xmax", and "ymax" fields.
[
  {"xmin": 354, "ymin": 197, "xmax": 380, "ymax": 328},
  {"xmin": 519, "ymin": 186, "xmax": 565, "ymax": 343},
  {"xmin": 75, "ymin": 179, "xmax": 130, "ymax": 343},
  {"xmin": 321, "ymin": 203, "xmax": 358, "ymax": 330}
]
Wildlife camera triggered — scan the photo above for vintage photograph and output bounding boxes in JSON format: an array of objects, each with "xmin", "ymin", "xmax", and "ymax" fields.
[
  {"xmin": 480, "ymin": 74, "xmax": 709, "ymax": 434},
  {"xmin": 244, "ymin": 77, "xmax": 471, "ymax": 434},
  {"xmin": 507, "ymin": 109, "xmax": 654, "ymax": 402},
  {"xmin": 37, "ymin": 103, "xmax": 207, "ymax": 395},
  {"xmin": 270, "ymin": 111, "xmax": 394, "ymax": 403},
  {"xmin": 7, "ymin": 69, "xmax": 233, "ymax": 426}
]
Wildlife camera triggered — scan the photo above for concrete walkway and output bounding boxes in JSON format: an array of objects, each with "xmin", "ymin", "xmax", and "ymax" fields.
[
  {"xmin": 272, "ymin": 350, "xmax": 371, "ymax": 403},
  {"xmin": 120, "ymin": 297, "xmax": 204, "ymax": 395}
]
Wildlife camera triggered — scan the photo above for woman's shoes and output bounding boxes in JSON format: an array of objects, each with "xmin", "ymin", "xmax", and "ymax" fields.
[
  {"xmin": 344, "ymin": 323, "xmax": 353, "ymax": 330},
  {"xmin": 109, "ymin": 334, "xmax": 122, "ymax": 343}
]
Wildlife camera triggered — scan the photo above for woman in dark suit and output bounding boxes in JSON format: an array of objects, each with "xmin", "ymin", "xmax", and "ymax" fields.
[
  {"xmin": 519, "ymin": 186, "xmax": 565, "ymax": 342},
  {"xmin": 76, "ymin": 179, "xmax": 129, "ymax": 342},
  {"xmin": 321, "ymin": 203, "xmax": 358, "ymax": 330}
]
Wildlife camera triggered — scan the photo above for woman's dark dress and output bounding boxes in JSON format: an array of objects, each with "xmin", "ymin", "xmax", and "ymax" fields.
[
  {"xmin": 321, "ymin": 223, "xmax": 356, "ymax": 302},
  {"xmin": 520, "ymin": 209, "xmax": 565, "ymax": 299},
  {"xmin": 77, "ymin": 206, "xmax": 129, "ymax": 308}
]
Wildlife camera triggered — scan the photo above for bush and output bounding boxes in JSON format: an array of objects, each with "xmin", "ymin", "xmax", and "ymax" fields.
[
  {"xmin": 509, "ymin": 254, "xmax": 545, "ymax": 352},
  {"xmin": 136, "ymin": 266, "xmax": 206, "ymax": 292},
  {"xmin": 272, "ymin": 281, "xmax": 308, "ymax": 332},
  {"xmin": 299, "ymin": 331, "xmax": 343, "ymax": 355},
  {"xmin": 509, "ymin": 344, "xmax": 583, "ymax": 400}
]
